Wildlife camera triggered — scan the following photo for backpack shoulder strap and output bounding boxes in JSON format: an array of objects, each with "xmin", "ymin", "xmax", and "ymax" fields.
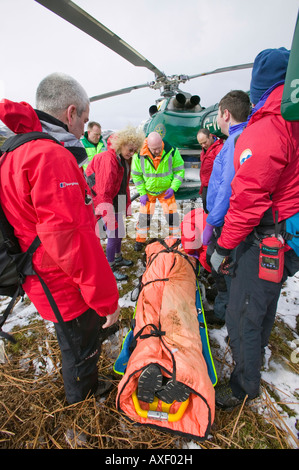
[
  {"xmin": 234, "ymin": 133, "xmax": 241, "ymax": 147},
  {"xmin": 1, "ymin": 131, "xmax": 61, "ymax": 154}
]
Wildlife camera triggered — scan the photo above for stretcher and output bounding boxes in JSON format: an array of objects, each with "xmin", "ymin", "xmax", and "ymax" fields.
[{"xmin": 114, "ymin": 238, "xmax": 216, "ymax": 441}]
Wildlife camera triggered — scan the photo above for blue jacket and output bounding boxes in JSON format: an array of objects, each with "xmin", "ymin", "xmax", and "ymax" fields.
[{"xmin": 206, "ymin": 122, "xmax": 246, "ymax": 227}]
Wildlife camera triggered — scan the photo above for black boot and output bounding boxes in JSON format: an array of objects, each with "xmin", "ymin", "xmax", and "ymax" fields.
[
  {"xmin": 156, "ymin": 379, "xmax": 191, "ymax": 403},
  {"xmin": 204, "ymin": 309, "xmax": 225, "ymax": 326},
  {"xmin": 111, "ymin": 263, "xmax": 128, "ymax": 281},
  {"xmin": 137, "ymin": 364, "xmax": 163, "ymax": 403},
  {"xmin": 115, "ymin": 255, "xmax": 134, "ymax": 267},
  {"xmin": 94, "ymin": 375, "xmax": 115, "ymax": 397},
  {"xmin": 134, "ymin": 241, "xmax": 145, "ymax": 252},
  {"xmin": 215, "ymin": 383, "xmax": 247, "ymax": 410}
]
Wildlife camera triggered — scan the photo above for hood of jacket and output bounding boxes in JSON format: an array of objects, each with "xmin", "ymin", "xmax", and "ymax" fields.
[
  {"xmin": 0, "ymin": 99, "xmax": 42, "ymax": 134},
  {"xmin": 247, "ymin": 83, "xmax": 284, "ymax": 127}
]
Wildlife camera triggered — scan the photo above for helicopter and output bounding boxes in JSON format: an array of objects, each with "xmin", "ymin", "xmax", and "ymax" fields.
[
  {"xmin": 34, "ymin": 0, "xmax": 298, "ymax": 199},
  {"xmin": 281, "ymin": 12, "xmax": 299, "ymax": 121}
]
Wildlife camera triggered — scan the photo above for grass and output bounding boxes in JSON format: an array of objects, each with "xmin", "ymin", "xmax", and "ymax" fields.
[{"xmin": 0, "ymin": 234, "xmax": 298, "ymax": 450}]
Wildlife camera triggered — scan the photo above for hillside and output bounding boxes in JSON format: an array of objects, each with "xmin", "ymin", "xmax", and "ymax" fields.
[{"xmin": 0, "ymin": 197, "xmax": 298, "ymax": 451}]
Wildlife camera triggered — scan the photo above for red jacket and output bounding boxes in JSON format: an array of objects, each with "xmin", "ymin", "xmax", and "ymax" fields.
[
  {"xmin": 85, "ymin": 148, "xmax": 131, "ymax": 216},
  {"xmin": 180, "ymin": 208, "xmax": 211, "ymax": 272},
  {"xmin": 0, "ymin": 99, "xmax": 119, "ymax": 322},
  {"xmin": 199, "ymin": 137, "xmax": 224, "ymax": 193},
  {"xmin": 85, "ymin": 144, "xmax": 131, "ymax": 218},
  {"xmin": 218, "ymin": 85, "xmax": 299, "ymax": 250}
]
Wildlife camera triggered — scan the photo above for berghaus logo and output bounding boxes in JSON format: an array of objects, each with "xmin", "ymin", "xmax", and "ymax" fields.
[{"xmin": 59, "ymin": 182, "xmax": 79, "ymax": 188}]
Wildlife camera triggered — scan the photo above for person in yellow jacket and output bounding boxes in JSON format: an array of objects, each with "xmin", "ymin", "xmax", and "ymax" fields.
[
  {"xmin": 131, "ymin": 132, "xmax": 185, "ymax": 251},
  {"xmin": 81, "ymin": 121, "xmax": 107, "ymax": 170}
]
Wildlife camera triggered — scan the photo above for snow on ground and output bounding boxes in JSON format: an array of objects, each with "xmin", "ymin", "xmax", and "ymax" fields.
[{"xmin": 0, "ymin": 196, "xmax": 298, "ymax": 448}]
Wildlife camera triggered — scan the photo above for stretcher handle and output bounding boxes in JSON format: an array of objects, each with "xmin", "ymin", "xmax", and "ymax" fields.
[{"xmin": 132, "ymin": 390, "xmax": 189, "ymax": 422}]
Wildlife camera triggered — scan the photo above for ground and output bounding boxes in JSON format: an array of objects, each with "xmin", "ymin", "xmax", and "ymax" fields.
[{"xmin": 0, "ymin": 194, "xmax": 298, "ymax": 450}]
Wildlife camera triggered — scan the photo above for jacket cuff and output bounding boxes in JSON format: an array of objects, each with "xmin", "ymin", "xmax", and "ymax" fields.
[{"xmin": 215, "ymin": 241, "xmax": 232, "ymax": 256}]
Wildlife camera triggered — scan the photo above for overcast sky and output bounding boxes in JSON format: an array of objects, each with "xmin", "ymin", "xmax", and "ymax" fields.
[{"xmin": 0, "ymin": 0, "xmax": 298, "ymax": 130}]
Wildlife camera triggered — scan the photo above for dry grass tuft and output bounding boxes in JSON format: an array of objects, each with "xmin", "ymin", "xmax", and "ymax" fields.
[
  {"xmin": 0, "ymin": 235, "xmax": 298, "ymax": 450},
  {"xmin": 0, "ymin": 317, "xmax": 297, "ymax": 450}
]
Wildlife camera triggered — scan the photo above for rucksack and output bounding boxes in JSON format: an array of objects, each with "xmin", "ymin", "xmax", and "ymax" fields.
[
  {"xmin": 0, "ymin": 132, "xmax": 82, "ymax": 362},
  {"xmin": 283, "ymin": 212, "xmax": 299, "ymax": 256}
]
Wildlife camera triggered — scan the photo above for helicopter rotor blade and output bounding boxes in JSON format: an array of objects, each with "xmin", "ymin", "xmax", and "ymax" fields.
[
  {"xmin": 187, "ymin": 63, "xmax": 253, "ymax": 81},
  {"xmin": 90, "ymin": 62, "xmax": 254, "ymax": 102},
  {"xmin": 90, "ymin": 83, "xmax": 151, "ymax": 102},
  {"xmin": 34, "ymin": 0, "xmax": 165, "ymax": 78}
]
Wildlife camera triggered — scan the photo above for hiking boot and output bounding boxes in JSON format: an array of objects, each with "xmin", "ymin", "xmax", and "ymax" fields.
[
  {"xmin": 113, "ymin": 270, "xmax": 128, "ymax": 281},
  {"xmin": 111, "ymin": 264, "xmax": 128, "ymax": 281},
  {"xmin": 156, "ymin": 379, "xmax": 191, "ymax": 404},
  {"xmin": 215, "ymin": 383, "xmax": 247, "ymax": 410},
  {"xmin": 137, "ymin": 364, "xmax": 163, "ymax": 403},
  {"xmin": 95, "ymin": 375, "xmax": 115, "ymax": 397},
  {"xmin": 99, "ymin": 321, "xmax": 119, "ymax": 342},
  {"xmin": 134, "ymin": 241, "xmax": 145, "ymax": 252},
  {"xmin": 115, "ymin": 255, "xmax": 134, "ymax": 267},
  {"xmin": 204, "ymin": 310, "xmax": 225, "ymax": 326},
  {"xmin": 206, "ymin": 286, "xmax": 218, "ymax": 301}
]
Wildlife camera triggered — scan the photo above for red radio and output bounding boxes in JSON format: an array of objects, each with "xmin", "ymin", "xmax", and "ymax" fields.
[{"xmin": 259, "ymin": 236, "xmax": 284, "ymax": 283}]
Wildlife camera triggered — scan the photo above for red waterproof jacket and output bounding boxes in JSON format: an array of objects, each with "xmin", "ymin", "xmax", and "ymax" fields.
[
  {"xmin": 85, "ymin": 143, "xmax": 131, "ymax": 217},
  {"xmin": 199, "ymin": 137, "xmax": 224, "ymax": 194},
  {"xmin": 180, "ymin": 208, "xmax": 211, "ymax": 272},
  {"xmin": 0, "ymin": 99, "xmax": 119, "ymax": 322},
  {"xmin": 218, "ymin": 85, "xmax": 299, "ymax": 250}
]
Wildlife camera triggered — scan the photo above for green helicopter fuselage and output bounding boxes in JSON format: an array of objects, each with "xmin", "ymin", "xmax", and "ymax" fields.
[{"xmin": 142, "ymin": 95, "xmax": 225, "ymax": 200}]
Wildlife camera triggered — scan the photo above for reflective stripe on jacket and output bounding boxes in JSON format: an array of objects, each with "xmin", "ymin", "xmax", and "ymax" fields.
[
  {"xmin": 81, "ymin": 133, "xmax": 106, "ymax": 168},
  {"xmin": 131, "ymin": 140, "xmax": 185, "ymax": 196}
]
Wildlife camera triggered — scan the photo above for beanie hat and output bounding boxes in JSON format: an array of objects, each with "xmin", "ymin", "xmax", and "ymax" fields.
[{"xmin": 250, "ymin": 47, "xmax": 290, "ymax": 105}]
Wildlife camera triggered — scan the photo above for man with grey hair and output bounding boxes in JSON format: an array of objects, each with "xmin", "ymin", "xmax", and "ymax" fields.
[
  {"xmin": 0, "ymin": 72, "xmax": 120, "ymax": 405},
  {"xmin": 35, "ymin": 72, "xmax": 90, "ymax": 167}
]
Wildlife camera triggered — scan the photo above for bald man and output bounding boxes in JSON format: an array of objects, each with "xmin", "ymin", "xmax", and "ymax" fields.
[{"xmin": 131, "ymin": 132, "xmax": 185, "ymax": 251}]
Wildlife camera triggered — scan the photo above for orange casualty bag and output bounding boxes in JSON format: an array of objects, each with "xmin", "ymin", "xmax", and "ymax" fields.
[{"xmin": 116, "ymin": 238, "xmax": 215, "ymax": 441}]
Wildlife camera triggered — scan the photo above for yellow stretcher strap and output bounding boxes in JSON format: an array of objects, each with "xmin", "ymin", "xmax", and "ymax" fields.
[{"xmin": 132, "ymin": 390, "xmax": 189, "ymax": 422}]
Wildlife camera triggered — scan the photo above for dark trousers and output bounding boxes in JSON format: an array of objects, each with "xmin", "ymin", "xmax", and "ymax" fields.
[
  {"xmin": 201, "ymin": 186, "xmax": 208, "ymax": 214},
  {"xmin": 226, "ymin": 240, "xmax": 299, "ymax": 400},
  {"xmin": 207, "ymin": 227, "xmax": 234, "ymax": 320},
  {"xmin": 54, "ymin": 308, "xmax": 106, "ymax": 404}
]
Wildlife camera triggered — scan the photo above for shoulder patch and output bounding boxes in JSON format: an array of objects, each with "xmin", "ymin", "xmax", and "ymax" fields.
[{"xmin": 239, "ymin": 148, "xmax": 252, "ymax": 165}]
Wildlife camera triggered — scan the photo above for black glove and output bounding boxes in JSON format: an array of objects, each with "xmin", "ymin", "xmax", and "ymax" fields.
[
  {"xmin": 219, "ymin": 256, "xmax": 235, "ymax": 276},
  {"xmin": 211, "ymin": 243, "xmax": 234, "ymax": 275}
]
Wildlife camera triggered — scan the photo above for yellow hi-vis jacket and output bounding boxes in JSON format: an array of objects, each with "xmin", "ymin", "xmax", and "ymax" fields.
[
  {"xmin": 81, "ymin": 132, "xmax": 107, "ymax": 169},
  {"xmin": 131, "ymin": 140, "xmax": 185, "ymax": 196}
]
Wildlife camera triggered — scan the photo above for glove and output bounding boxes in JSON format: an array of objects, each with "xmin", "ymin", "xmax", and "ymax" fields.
[
  {"xmin": 140, "ymin": 194, "xmax": 149, "ymax": 206},
  {"xmin": 202, "ymin": 223, "xmax": 214, "ymax": 246},
  {"xmin": 211, "ymin": 250, "xmax": 235, "ymax": 276},
  {"xmin": 210, "ymin": 250, "xmax": 226, "ymax": 273},
  {"xmin": 164, "ymin": 188, "xmax": 174, "ymax": 199},
  {"xmin": 219, "ymin": 257, "xmax": 236, "ymax": 276}
]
